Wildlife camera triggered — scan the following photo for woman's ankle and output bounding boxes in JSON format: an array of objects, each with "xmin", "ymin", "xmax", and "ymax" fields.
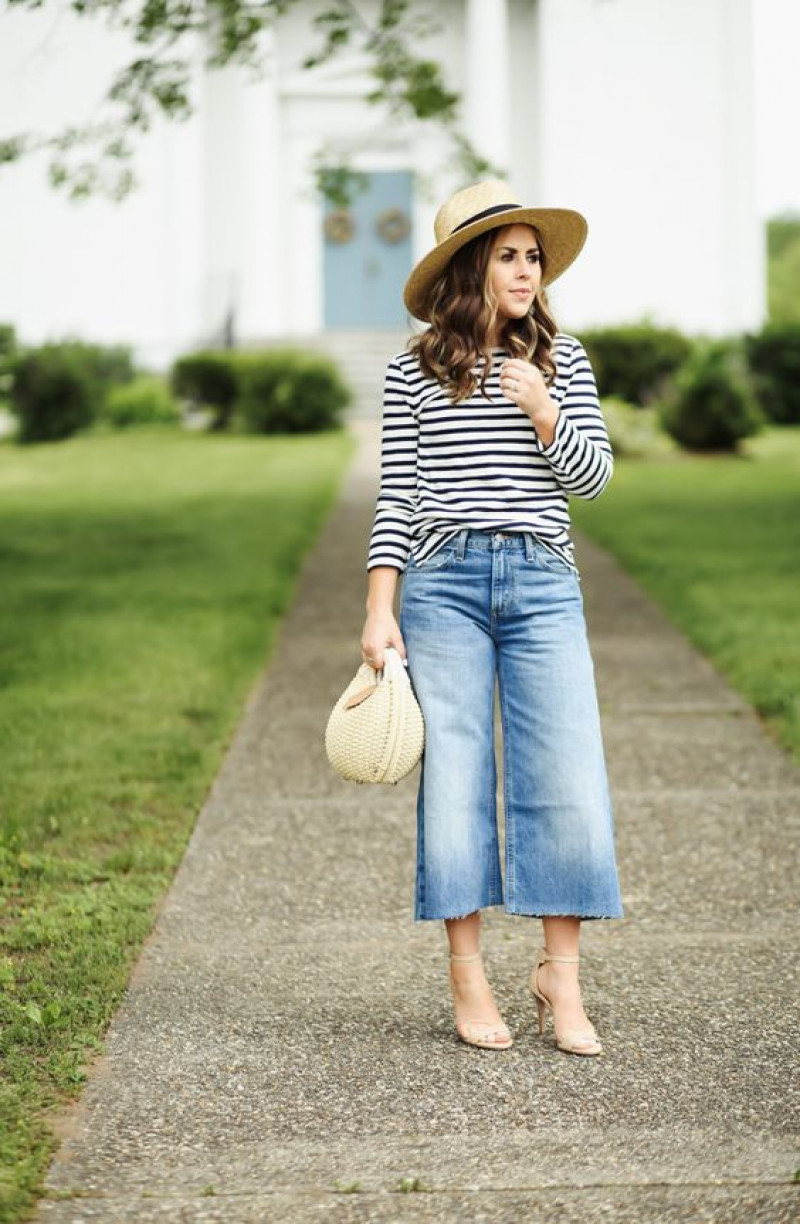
[{"xmin": 445, "ymin": 911, "xmax": 481, "ymax": 959}]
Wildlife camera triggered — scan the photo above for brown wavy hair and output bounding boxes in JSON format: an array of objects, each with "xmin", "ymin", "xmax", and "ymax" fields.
[{"xmin": 407, "ymin": 224, "xmax": 559, "ymax": 402}]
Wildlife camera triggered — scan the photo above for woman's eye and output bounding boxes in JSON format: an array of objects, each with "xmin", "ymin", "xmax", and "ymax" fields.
[{"xmin": 500, "ymin": 252, "xmax": 540, "ymax": 262}]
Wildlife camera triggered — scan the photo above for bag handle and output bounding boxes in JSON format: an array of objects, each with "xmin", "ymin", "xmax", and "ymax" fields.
[{"xmin": 372, "ymin": 645, "xmax": 407, "ymax": 680}]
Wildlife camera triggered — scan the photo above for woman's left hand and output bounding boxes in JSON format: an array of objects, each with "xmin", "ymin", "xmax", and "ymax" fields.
[
  {"xmin": 499, "ymin": 358, "xmax": 560, "ymax": 444},
  {"xmin": 499, "ymin": 359, "xmax": 551, "ymax": 418}
]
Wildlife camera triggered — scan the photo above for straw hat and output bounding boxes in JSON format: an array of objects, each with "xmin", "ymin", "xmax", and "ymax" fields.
[{"xmin": 403, "ymin": 179, "xmax": 588, "ymax": 322}]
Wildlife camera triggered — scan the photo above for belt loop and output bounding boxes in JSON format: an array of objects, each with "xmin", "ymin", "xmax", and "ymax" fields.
[
  {"xmin": 456, "ymin": 528, "xmax": 468, "ymax": 559},
  {"xmin": 524, "ymin": 532, "xmax": 536, "ymax": 561}
]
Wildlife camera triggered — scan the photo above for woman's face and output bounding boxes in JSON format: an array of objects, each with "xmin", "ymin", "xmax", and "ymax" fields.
[{"xmin": 487, "ymin": 223, "xmax": 542, "ymax": 323}]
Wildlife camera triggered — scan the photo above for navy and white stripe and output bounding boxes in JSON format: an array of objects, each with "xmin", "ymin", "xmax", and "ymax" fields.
[{"xmin": 366, "ymin": 332, "xmax": 613, "ymax": 574}]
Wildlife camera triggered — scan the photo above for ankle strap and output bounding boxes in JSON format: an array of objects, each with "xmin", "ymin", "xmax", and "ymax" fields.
[
  {"xmin": 540, "ymin": 948, "xmax": 580, "ymax": 963},
  {"xmin": 450, "ymin": 951, "xmax": 481, "ymax": 963}
]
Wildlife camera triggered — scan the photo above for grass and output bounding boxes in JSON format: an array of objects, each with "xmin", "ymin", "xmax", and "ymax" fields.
[
  {"xmin": 0, "ymin": 426, "xmax": 354, "ymax": 1223},
  {"xmin": 572, "ymin": 426, "xmax": 800, "ymax": 759}
]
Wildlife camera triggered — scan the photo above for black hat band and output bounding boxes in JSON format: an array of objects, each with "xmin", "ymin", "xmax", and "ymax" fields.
[{"xmin": 451, "ymin": 202, "xmax": 523, "ymax": 235}]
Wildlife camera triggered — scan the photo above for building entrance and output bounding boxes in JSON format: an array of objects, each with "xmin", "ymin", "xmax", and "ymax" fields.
[{"xmin": 323, "ymin": 169, "xmax": 413, "ymax": 327}]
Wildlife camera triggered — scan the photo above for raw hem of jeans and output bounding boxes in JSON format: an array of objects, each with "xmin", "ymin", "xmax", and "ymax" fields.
[
  {"xmin": 505, "ymin": 907, "xmax": 624, "ymax": 920},
  {"xmin": 413, "ymin": 899, "xmax": 504, "ymax": 923}
]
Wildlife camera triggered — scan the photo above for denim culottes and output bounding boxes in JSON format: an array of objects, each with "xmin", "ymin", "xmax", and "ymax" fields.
[{"xmin": 399, "ymin": 528, "xmax": 624, "ymax": 923}]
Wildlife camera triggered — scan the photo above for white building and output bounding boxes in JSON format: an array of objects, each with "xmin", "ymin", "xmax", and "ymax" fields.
[{"xmin": 0, "ymin": 0, "xmax": 764, "ymax": 372}]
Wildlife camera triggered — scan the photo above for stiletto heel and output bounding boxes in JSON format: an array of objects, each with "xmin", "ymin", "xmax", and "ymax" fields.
[
  {"xmin": 529, "ymin": 947, "xmax": 603, "ymax": 1056},
  {"xmin": 449, "ymin": 952, "xmax": 513, "ymax": 1051}
]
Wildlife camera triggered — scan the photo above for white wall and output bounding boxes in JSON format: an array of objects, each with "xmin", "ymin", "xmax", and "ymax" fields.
[
  {"xmin": 0, "ymin": 10, "xmax": 206, "ymax": 368},
  {"xmin": 537, "ymin": 0, "xmax": 765, "ymax": 335},
  {"xmin": 753, "ymin": 0, "xmax": 800, "ymax": 217}
]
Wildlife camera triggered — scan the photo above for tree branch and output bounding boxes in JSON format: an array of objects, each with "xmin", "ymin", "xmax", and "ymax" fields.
[{"xmin": 0, "ymin": 0, "xmax": 504, "ymax": 202}]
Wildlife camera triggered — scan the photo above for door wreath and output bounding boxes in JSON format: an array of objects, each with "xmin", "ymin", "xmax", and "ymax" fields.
[
  {"xmin": 376, "ymin": 207, "xmax": 410, "ymax": 244},
  {"xmin": 324, "ymin": 209, "xmax": 355, "ymax": 244}
]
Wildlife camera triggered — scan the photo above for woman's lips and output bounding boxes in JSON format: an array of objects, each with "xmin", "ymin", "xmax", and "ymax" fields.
[{"xmin": 510, "ymin": 289, "xmax": 531, "ymax": 298}]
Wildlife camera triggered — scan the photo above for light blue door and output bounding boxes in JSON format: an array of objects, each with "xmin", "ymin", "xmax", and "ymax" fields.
[{"xmin": 323, "ymin": 170, "xmax": 413, "ymax": 328}]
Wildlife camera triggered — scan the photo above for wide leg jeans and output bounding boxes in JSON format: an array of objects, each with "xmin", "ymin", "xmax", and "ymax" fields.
[{"xmin": 399, "ymin": 528, "xmax": 624, "ymax": 922}]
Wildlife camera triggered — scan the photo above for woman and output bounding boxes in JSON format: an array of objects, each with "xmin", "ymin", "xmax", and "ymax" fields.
[{"xmin": 361, "ymin": 179, "xmax": 624, "ymax": 1056}]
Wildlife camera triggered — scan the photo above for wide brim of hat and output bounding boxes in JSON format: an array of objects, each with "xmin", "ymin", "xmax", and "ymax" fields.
[{"xmin": 403, "ymin": 206, "xmax": 588, "ymax": 323}]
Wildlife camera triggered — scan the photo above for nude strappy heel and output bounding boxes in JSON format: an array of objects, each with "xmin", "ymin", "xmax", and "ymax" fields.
[
  {"xmin": 529, "ymin": 947, "xmax": 603, "ymax": 1056},
  {"xmin": 449, "ymin": 952, "xmax": 513, "ymax": 1051}
]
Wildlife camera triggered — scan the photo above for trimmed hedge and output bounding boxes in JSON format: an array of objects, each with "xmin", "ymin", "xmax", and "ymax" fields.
[
  {"xmin": 10, "ymin": 341, "xmax": 136, "ymax": 443},
  {"xmin": 658, "ymin": 339, "xmax": 764, "ymax": 452},
  {"xmin": 102, "ymin": 376, "xmax": 181, "ymax": 428},
  {"xmin": 236, "ymin": 349, "xmax": 350, "ymax": 434},
  {"xmin": 576, "ymin": 321, "xmax": 800, "ymax": 444},
  {"xmin": 766, "ymin": 214, "xmax": 800, "ymax": 326},
  {"xmin": 80, "ymin": 342, "xmax": 137, "ymax": 394},
  {"xmin": 744, "ymin": 323, "xmax": 800, "ymax": 424},
  {"xmin": 169, "ymin": 347, "xmax": 351, "ymax": 434},
  {"xmin": 12, "ymin": 345, "xmax": 98, "ymax": 443},
  {"xmin": 171, "ymin": 351, "xmax": 239, "ymax": 431},
  {"xmin": 0, "ymin": 322, "xmax": 17, "ymax": 396},
  {"xmin": 577, "ymin": 324, "xmax": 693, "ymax": 406}
]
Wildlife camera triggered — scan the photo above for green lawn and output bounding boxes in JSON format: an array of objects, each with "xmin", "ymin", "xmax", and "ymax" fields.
[
  {"xmin": 572, "ymin": 426, "xmax": 800, "ymax": 759},
  {"xmin": 0, "ymin": 427, "xmax": 354, "ymax": 1223}
]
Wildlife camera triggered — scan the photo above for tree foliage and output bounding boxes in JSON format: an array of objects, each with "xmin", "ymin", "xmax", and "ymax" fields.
[{"xmin": 1, "ymin": 0, "xmax": 501, "ymax": 201}]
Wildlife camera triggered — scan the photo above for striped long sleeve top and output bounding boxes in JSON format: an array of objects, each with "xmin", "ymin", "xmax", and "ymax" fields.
[{"xmin": 366, "ymin": 332, "xmax": 613, "ymax": 575}]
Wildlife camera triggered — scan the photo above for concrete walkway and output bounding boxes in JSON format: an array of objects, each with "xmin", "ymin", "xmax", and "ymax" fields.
[{"xmin": 37, "ymin": 420, "xmax": 799, "ymax": 1222}]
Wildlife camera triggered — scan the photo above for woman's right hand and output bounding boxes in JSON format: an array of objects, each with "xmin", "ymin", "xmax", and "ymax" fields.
[{"xmin": 361, "ymin": 609, "xmax": 407, "ymax": 672}]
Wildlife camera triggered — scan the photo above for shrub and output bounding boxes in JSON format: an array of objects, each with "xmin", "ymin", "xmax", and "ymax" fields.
[
  {"xmin": 8, "ymin": 339, "xmax": 137, "ymax": 443},
  {"xmin": 11, "ymin": 344, "xmax": 100, "ymax": 442},
  {"xmin": 766, "ymin": 213, "xmax": 800, "ymax": 326},
  {"xmin": 577, "ymin": 324, "xmax": 693, "ymax": 405},
  {"xmin": 600, "ymin": 396, "xmax": 671, "ymax": 459},
  {"xmin": 0, "ymin": 323, "xmax": 15, "ymax": 356},
  {"xmin": 237, "ymin": 349, "xmax": 350, "ymax": 434},
  {"xmin": 0, "ymin": 323, "xmax": 17, "ymax": 397},
  {"xmin": 80, "ymin": 342, "xmax": 137, "ymax": 395},
  {"xmin": 0, "ymin": 326, "xmax": 17, "ymax": 438},
  {"xmin": 658, "ymin": 339, "xmax": 764, "ymax": 452},
  {"xmin": 102, "ymin": 376, "xmax": 181, "ymax": 428},
  {"xmin": 171, "ymin": 351, "xmax": 239, "ymax": 431},
  {"xmin": 744, "ymin": 324, "xmax": 800, "ymax": 424},
  {"xmin": 47, "ymin": 340, "xmax": 135, "ymax": 407}
]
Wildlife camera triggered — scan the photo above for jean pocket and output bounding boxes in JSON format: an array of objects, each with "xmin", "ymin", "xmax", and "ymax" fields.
[
  {"xmin": 409, "ymin": 544, "xmax": 459, "ymax": 573},
  {"xmin": 533, "ymin": 543, "xmax": 575, "ymax": 575}
]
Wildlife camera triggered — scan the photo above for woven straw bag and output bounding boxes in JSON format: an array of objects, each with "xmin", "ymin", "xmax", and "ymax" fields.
[{"xmin": 325, "ymin": 647, "xmax": 425, "ymax": 785}]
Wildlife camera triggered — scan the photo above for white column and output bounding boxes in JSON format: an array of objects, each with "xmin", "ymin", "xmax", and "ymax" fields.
[
  {"xmin": 464, "ymin": 0, "xmax": 512, "ymax": 173},
  {"xmin": 238, "ymin": 30, "xmax": 284, "ymax": 340},
  {"xmin": 201, "ymin": 58, "xmax": 247, "ymax": 343},
  {"xmin": 282, "ymin": 129, "xmax": 324, "ymax": 338}
]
